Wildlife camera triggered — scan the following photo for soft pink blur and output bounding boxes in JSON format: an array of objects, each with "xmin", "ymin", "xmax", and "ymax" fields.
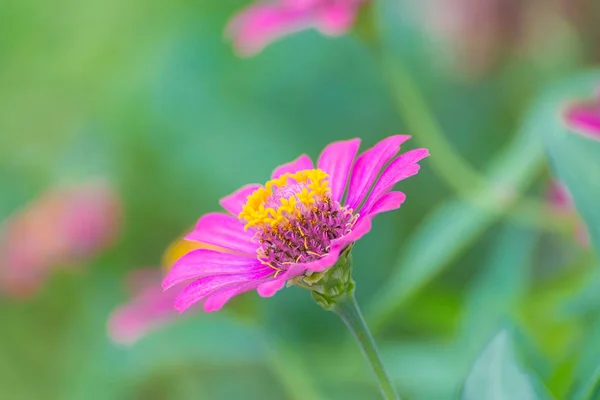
[
  {"xmin": 564, "ymin": 90, "xmax": 600, "ymax": 140},
  {"xmin": 226, "ymin": 0, "xmax": 367, "ymax": 56},
  {"xmin": 107, "ymin": 269, "xmax": 181, "ymax": 345},
  {"xmin": 107, "ymin": 237, "xmax": 211, "ymax": 345},
  {"xmin": 0, "ymin": 180, "xmax": 122, "ymax": 298},
  {"xmin": 546, "ymin": 180, "xmax": 589, "ymax": 247}
]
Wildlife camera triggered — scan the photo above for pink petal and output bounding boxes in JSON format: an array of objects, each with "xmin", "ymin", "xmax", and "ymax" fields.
[
  {"xmin": 185, "ymin": 213, "xmax": 257, "ymax": 255},
  {"xmin": 317, "ymin": 138, "xmax": 360, "ymax": 202},
  {"xmin": 108, "ymin": 269, "xmax": 181, "ymax": 345},
  {"xmin": 226, "ymin": 4, "xmax": 314, "ymax": 56},
  {"xmin": 359, "ymin": 148, "xmax": 429, "ymax": 215},
  {"xmin": 367, "ymin": 191, "xmax": 407, "ymax": 216},
  {"xmin": 546, "ymin": 180, "xmax": 573, "ymax": 212},
  {"xmin": 345, "ymin": 135, "xmax": 411, "ymax": 211},
  {"xmin": 219, "ymin": 184, "xmax": 261, "ymax": 216},
  {"xmin": 296, "ymin": 246, "xmax": 342, "ymax": 273},
  {"xmin": 338, "ymin": 217, "xmax": 373, "ymax": 246},
  {"xmin": 315, "ymin": 2, "xmax": 359, "ymax": 35},
  {"xmin": 162, "ymin": 249, "xmax": 263, "ymax": 290},
  {"xmin": 564, "ymin": 96, "xmax": 600, "ymax": 140},
  {"xmin": 256, "ymin": 263, "xmax": 306, "ymax": 297},
  {"xmin": 203, "ymin": 281, "xmax": 260, "ymax": 312},
  {"xmin": 174, "ymin": 268, "xmax": 273, "ymax": 312},
  {"xmin": 257, "ymin": 278, "xmax": 288, "ymax": 297},
  {"xmin": 271, "ymin": 154, "xmax": 314, "ymax": 179}
]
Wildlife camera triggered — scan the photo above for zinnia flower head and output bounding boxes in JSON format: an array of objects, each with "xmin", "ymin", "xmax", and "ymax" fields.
[
  {"xmin": 226, "ymin": 0, "xmax": 368, "ymax": 56},
  {"xmin": 564, "ymin": 89, "xmax": 600, "ymax": 140},
  {"xmin": 163, "ymin": 136, "xmax": 429, "ymax": 313}
]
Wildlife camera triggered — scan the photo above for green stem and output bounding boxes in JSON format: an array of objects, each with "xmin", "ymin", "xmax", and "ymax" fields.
[
  {"xmin": 369, "ymin": 38, "xmax": 574, "ymax": 234},
  {"xmin": 332, "ymin": 292, "xmax": 400, "ymax": 400}
]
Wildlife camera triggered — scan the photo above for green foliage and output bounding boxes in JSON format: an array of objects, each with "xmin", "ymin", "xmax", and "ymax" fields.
[
  {"xmin": 1, "ymin": 0, "xmax": 599, "ymax": 398},
  {"xmin": 461, "ymin": 330, "xmax": 553, "ymax": 400}
]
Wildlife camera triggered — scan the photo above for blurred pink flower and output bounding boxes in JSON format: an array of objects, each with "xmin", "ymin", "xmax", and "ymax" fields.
[
  {"xmin": 564, "ymin": 90, "xmax": 600, "ymax": 140},
  {"xmin": 226, "ymin": 0, "xmax": 368, "ymax": 56},
  {"xmin": 548, "ymin": 90, "xmax": 600, "ymax": 247},
  {"xmin": 546, "ymin": 180, "xmax": 589, "ymax": 247},
  {"xmin": 108, "ymin": 269, "xmax": 180, "ymax": 345},
  {"xmin": 163, "ymin": 136, "xmax": 428, "ymax": 313},
  {"xmin": 0, "ymin": 180, "xmax": 122, "ymax": 298},
  {"xmin": 420, "ymin": 0, "xmax": 524, "ymax": 76},
  {"xmin": 107, "ymin": 238, "xmax": 215, "ymax": 345}
]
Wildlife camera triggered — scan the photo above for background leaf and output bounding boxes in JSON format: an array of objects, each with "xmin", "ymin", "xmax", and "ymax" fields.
[{"xmin": 461, "ymin": 330, "xmax": 553, "ymax": 400}]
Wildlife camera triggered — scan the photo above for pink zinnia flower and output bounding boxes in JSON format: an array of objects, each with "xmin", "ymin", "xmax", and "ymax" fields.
[
  {"xmin": 564, "ymin": 90, "xmax": 600, "ymax": 140},
  {"xmin": 226, "ymin": 0, "xmax": 368, "ymax": 56},
  {"xmin": 0, "ymin": 180, "xmax": 121, "ymax": 298},
  {"xmin": 107, "ymin": 237, "xmax": 210, "ymax": 345},
  {"xmin": 163, "ymin": 136, "xmax": 429, "ymax": 312}
]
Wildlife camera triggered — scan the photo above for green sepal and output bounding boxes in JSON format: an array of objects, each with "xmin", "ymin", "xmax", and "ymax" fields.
[{"xmin": 296, "ymin": 245, "xmax": 356, "ymax": 310}]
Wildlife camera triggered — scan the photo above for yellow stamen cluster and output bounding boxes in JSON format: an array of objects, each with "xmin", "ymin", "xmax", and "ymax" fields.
[{"xmin": 239, "ymin": 169, "xmax": 330, "ymax": 230}]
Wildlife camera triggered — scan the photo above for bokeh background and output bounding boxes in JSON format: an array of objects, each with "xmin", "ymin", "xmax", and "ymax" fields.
[{"xmin": 1, "ymin": 0, "xmax": 600, "ymax": 399}]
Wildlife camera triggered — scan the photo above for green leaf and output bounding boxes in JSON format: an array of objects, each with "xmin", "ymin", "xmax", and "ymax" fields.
[
  {"xmin": 570, "ymin": 311, "xmax": 600, "ymax": 400},
  {"xmin": 572, "ymin": 364, "xmax": 600, "ymax": 400},
  {"xmin": 542, "ymin": 70, "xmax": 600, "ymax": 255},
  {"xmin": 458, "ymin": 226, "xmax": 537, "ymax": 353},
  {"xmin": 461, "ymin": 330, "xmax": 553, "ymax": 400},
  {"xmin": 367, "ymin": 96, "xmax": 546, "ymax": 330}
]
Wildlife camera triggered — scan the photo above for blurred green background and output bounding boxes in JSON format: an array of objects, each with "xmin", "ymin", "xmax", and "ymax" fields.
[{"xmin": 1, "ymin": 0, "xmax": 600, "ymax": 399}]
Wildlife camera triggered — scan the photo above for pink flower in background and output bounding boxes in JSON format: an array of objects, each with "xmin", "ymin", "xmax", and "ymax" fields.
[
  {"xmin": 546, "ymin": 94, "xmax": 600, "ymax": 248},
  {"xmin": 108, "ymin": 269, "xmax": 179, "ymax": 345},
  {"xmin": 0, "ymin": 180, "xmax": 121, "ymax": 298},
  {"xmin": 546, "ymin": 180, "xmax": 589, "ymax": 247},
  {"xmin": 564, "ymin": 90, "xmax": 600, "ymax": 140},
  {"xmin": 107, "ymin": 238, "xmax": 210, "ymax": 345},
  {"xmin": 419, "ymin": 0, "xmax": 524, "ymax": 77},
  {"xmin": 163, "ymin": 136, "xmax": 428, "ymax": 313},
  {"xmin": 226, "ymin": 0, "xmax": 368, "ymax": 56}
]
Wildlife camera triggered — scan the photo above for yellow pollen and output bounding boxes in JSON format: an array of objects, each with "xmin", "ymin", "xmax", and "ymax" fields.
[{"xmin": 239, "ymin": 169, "xmax": 330, "ymax": 230}]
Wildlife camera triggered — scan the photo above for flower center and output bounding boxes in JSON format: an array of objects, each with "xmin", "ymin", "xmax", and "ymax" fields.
[{"xmin": 239, "ymin": 169, "xmax": 356, "ymax": 274}]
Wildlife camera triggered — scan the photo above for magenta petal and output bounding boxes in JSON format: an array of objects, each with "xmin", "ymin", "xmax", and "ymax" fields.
[
  {"xmin": 359, "ymin": 148, "xmax": 429, "ymax": 215},
  {"xmin": 256, "ymin": 262, "xmax": 307, "ymax": 297},
  {"xmin": 174, "ymin": 268, "xmax": 272, "ymax": 312},
  {"xmin": 185, "ymin": 213, "xmax": 257, "ymax": 255},
  {"xmin": 297, "ymin": 246, "xmax": 342, "ymax": 273},
  {"xmin": 226, "ymin": 4, "xmax": 313, "ymax": 56},
  {"xmin": 162, "ymin": 249, "xmax": 263, "ymax": 290},
  {"xmin": 220, "ymin": 184, "xmax": 261, "ymax": 216},
  {"xmin": 257, "ymin": 277, "xmax": 288, "ymax": 297},
  {"xmin": 271, "ymin": 154, "xmax": 314, "ymax": 179},
  {"xmin": 317, "ymin": 138, "xmax": 360, "ymax": 202},
  {"xmin": 204, "ymin": 281, "xmax": 259, "ymax": 312},
  {"xmin": 342, "ymin": 217, "xmax": 373, "ymax": 245},
  {"xmin": 564, "ymin": 97, "xmax": 600, "ymax": 140},
  {"xmin": 315, "ymin": 2, "xmax": 358, "ymax": 35},
  {"xmin": 367, "ymin": 191, "xmax": 407, "ymax": 217},
  {"xmin": 108, "ymin": 270, "xmax": 180, "ymax": 345},
  {"xmin": 345, "ymin": 135, "xmax": 411, "ymax": 211}
]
